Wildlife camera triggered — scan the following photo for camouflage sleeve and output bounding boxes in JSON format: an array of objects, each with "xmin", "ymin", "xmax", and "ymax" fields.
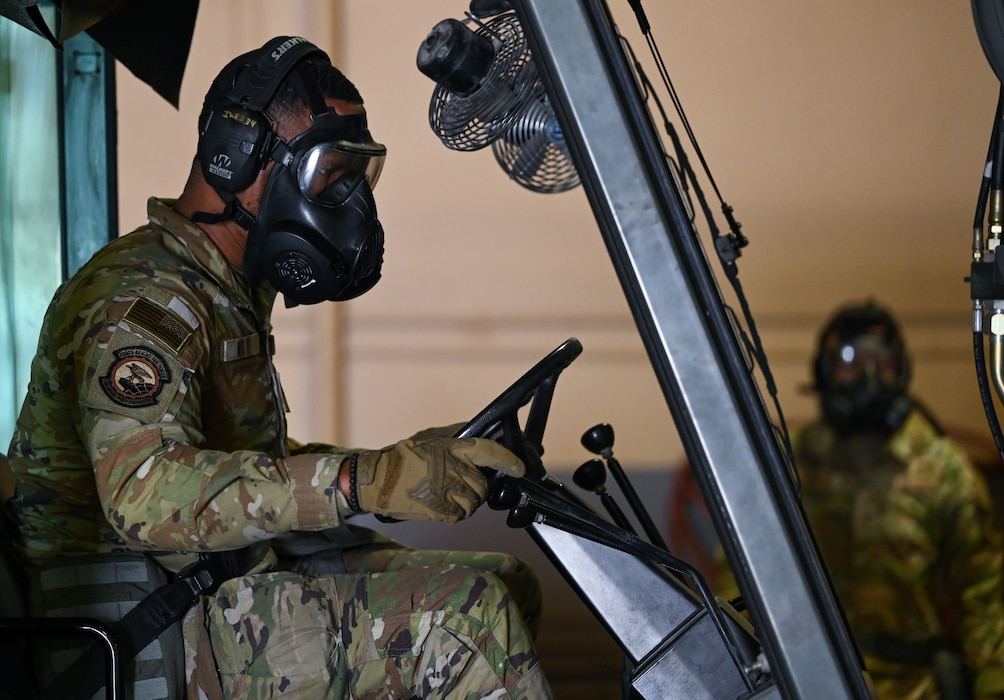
[
  {"xmin": 286, "ymin": 436, "xmax": 356, "ymax": 455},
  {"xmin": 78, "ymin": 291, "xmax": 350, "ymax": 553},
  {"xmin": 922, "ymin": 441, "xmax": 1004, "ymax": 696},
  {"xmin": 86, "ymin": 417, "xmax": 349, "ymax": 551}
]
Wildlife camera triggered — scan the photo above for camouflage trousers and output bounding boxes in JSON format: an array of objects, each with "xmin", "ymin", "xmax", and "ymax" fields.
[{"xmin": 203, "ymin": 547, "xmax": 552, "ymax": 699}]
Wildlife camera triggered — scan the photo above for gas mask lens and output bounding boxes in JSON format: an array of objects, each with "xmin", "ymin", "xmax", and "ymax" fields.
[
  {"xmin": 824, "ymin": 336, "xmax": 899, "ymax": 386},
  {"xmin": 297, "ymin": 140, "xmax": 386, "ymax": 205}
]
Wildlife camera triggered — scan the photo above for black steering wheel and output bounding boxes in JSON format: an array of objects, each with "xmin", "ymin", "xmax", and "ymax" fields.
[{"xmin": 455, "ymin": 338, "xmax": 583, "ymax": 482}]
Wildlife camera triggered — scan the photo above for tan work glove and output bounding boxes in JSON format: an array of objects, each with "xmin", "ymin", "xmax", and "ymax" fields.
[
  {"xmin": 406, "ymin": 422, "xmax": 467, "ymax": 441},
  {"xmin": 348, "ymin": 437, "xmax": 525, "ymax": 523}
]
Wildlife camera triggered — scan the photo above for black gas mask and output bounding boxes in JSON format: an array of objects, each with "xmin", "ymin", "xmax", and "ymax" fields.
[
  {"xmin": 244, "ymin": 110, "xmax": 387, "ymax": 306},
  {"xmin": 812, "ymin": 304, "xmax": 913, "ymax": 436},
  {"xmin": 817, "ymin": 347, "xmax": 912, "ymax": 435}
]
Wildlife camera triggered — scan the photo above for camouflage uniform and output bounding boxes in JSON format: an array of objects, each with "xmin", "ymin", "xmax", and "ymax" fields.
[
  {"xmin": 4, "ymin": 198, "xmax": 550, "ymax": 699},
  {"xmin": 793, "ymin": 409, "xmax": 1004, "ymax": 700}
]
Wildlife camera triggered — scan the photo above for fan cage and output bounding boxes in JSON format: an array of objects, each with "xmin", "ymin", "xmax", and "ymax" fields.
[
  {"xmin": 428, "ymin": 12, "xmax": 540, "ymax": 152},
  {"xmin": 492, "ymin": 96, "xmax": 581, "ymax": 194}
]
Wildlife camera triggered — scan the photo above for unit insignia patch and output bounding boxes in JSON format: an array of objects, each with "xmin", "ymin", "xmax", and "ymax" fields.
[{"xmin": 100, "ymin": 345, "xmax": 172, "ymax": 408}]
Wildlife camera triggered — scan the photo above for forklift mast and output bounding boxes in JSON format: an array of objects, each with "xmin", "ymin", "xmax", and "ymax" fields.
[{"xmin": 511, "ymin": 1, "xmax": 871, "ymax": 697}]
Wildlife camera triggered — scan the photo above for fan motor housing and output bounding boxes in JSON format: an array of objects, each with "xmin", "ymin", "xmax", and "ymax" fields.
[{"xmin": 417, "ymin": 18, "xmax": 495, "ymax": 96}]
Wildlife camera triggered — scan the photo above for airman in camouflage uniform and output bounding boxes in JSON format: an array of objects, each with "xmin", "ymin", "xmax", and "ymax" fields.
[
  {"xmin": 3, "ymin": 36, "xmax": 551, "ymax": 699},
  {"xmin": 796, "ymin": 407, "xmax": 1004, "ymax": 700},
  {"xmin": 717, "ymin": 301, "xmax": 1004, "ymax": 699}
]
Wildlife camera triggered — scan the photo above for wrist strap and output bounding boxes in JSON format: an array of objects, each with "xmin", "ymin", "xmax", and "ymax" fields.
[{"xmin": 347, "ymin": 452, "xmax": 363, "ymax": 513}]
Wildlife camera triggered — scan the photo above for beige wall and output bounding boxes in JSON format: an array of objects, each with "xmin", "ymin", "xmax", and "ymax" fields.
[{"xmin": 116, "ymin": 1, "xmax": 1002, "ymax": 470}]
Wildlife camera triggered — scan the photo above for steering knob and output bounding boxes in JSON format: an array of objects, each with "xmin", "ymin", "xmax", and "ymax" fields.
[
  {"xmin": 487, "ymin": 478, "xmax": 524, "ymax": 511},
  {"xmin": 507, "ymin": 505, "xmax": 536, "ymax": 529},
  {"xmin": 581, "ymin": 423, "xmax": 615, "ymax": 456},
  {"xmin": 573, "ymin": 458, "xmax": 608, "ymax": 493}
]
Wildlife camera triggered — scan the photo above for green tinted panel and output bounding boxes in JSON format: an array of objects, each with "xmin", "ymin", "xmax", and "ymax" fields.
[{"xmin": 0, "ymin": 20, "xmax": 62, "ymax": 444}]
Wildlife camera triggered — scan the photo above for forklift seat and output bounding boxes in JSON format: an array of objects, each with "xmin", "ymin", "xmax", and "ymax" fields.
[{"xmin": 0, "ymin": 454, "xmax": 123, "ymax": 700}]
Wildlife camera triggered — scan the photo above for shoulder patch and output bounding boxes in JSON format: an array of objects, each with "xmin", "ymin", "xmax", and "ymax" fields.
[
  {"xmin": 100, "ymin": 345, "xmax": 172, "ymax": 408},
  {"xmin": 121, "ymin": 297, "xmax": 193, "ymax": 354},
  {"xmin": 83, "ymin": 328, "xmax": 187, "ymax": 423}
]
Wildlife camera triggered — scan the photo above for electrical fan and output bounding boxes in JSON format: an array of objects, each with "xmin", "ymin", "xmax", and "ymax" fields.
[
  {"xmin": 416, "ymin": 9, "xmax": 539, "ymax": 151},
  {"xmin": 416, "ymin": 2, "xmax": 581, "ymax": 193},
  {"xmin": 492, "ymin": 92, "xmax": 580, "ymax": 193}
]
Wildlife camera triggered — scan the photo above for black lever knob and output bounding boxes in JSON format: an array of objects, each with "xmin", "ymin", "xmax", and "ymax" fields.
[
  {"xmin": 581, "ymin": 423, "xmax": 615, "ymax": 455},
  {"xmin": 573, "ymin": 458, "xmax": 608, "ymax": 493},
  {"xmin": 487, "ymin": 478, "xmax": 523, "ymax": 511},
  {"xmin": 507, "ymin": 505, "xmax": 536, "ymax": 529}
]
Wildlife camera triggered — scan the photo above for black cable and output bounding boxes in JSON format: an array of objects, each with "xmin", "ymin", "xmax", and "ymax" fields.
[
  {"xmin": 973, "ymin": 331, "xmax": 1004, "ymax": 461},
  {"xmin": 973, "ymin": 89, "xmax": 1001, "ymax": 250},
  {"xmin": 617, "ymin": 31, "xmax": 797, "ymax": 473},
  {"xmin": 992, "ymin": 86, "xmax": 1004, "ymax": 192},
  {"xmin": 972, "ymin": 88, "xmax": 1004, "ymax": 463}
]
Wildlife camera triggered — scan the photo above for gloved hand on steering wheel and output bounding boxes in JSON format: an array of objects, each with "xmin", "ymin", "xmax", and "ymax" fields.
[
  {"xmin": 405, "ymin": 422, "xmax": 467, "ymax": 441},
  {"xmin": 340, "ymin": 437, "xmax": 525, "ymax": 523}
]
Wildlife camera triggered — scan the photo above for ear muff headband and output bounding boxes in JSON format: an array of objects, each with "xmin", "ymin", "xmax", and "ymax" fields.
[{"xmin": 197, "ymin": 37, "xmax": 328, "ymax": 193}]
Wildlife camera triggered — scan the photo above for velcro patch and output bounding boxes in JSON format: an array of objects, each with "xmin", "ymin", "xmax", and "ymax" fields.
[
  {"xmin": 221, "ymin": 334, "xmax": 261, "ymax": 362},
  {"xmin": 121, "ymin": 297, "xmax": 193, "ymax": 354},
  {"xmin": 99, "ymin": 345, "xmax": 172, "ymax": 408}
]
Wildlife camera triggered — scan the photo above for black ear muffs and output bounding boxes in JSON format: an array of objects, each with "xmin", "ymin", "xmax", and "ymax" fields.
[
  {"xmin": 197, "ymin": 106, "xmax": 273, "ymax": 192},
  {"xmin": 197, "ymin": 36, "xmax": 327, "ymax": 193}
]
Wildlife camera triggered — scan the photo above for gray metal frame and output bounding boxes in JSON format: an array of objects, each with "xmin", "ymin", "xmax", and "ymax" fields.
[
  {"xmin": 511, "ymin": 1, "xmax": 871, "ymax": 697},
  {"xmin": 529, "ymin": 524, "xmax": 767, "ymax": 699}
]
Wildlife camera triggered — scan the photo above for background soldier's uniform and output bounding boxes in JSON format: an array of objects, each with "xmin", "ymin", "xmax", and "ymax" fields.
[
  {"xmin": 793, "ymin": 409, "xmax": 1004, "ymax": 700},
  {"xmin": 5, "ymin": 198, "xmax": 549, "ymax": 698}
]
